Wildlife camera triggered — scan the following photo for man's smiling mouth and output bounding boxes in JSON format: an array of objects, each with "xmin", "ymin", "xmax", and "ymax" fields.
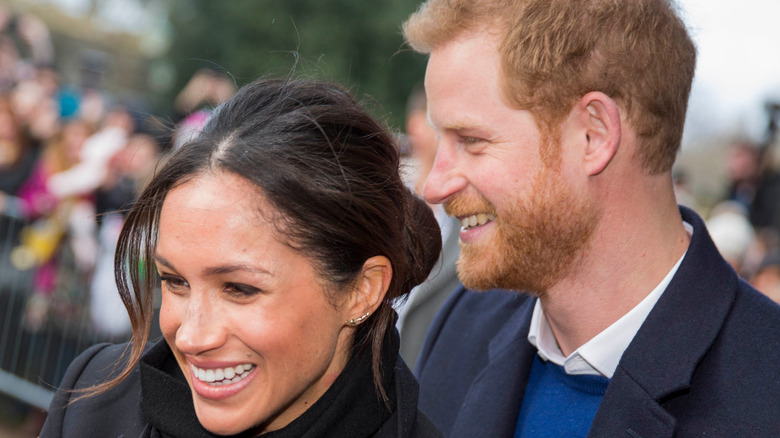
[{"xmin": 458, "ymin": 213, "xmax": 496, "ymax": 230}]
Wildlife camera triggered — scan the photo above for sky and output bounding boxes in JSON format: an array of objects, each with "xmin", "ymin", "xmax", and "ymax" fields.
[{"xmin": 679, "ymin": 0, "xmax": 780, "ymax": 147}]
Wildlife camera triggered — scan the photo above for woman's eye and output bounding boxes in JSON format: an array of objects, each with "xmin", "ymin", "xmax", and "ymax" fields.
[
  {"xmin": 225, "ymin": 283, "xmax": 261, "ymax": 298},
  {"xmin": 159, "ymin": 274, "xmax": 189, "ymax": 291}
]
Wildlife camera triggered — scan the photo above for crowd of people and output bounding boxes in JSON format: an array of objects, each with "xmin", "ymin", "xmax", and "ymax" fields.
[
  {"xmin": 700, "ymin": 139, "xmax": 780, "ymax": 304},
  {"xmin": 0, "ymin": 15, "xmax": 149, "ymax": 340},
  {"xmin": 0, "ymin": 9, "xmax": 237, "ymax": 344}
]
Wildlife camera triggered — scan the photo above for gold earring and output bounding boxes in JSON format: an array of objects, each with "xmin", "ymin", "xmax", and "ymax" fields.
[{"xmin": 346, "ymin": 312, "xmax": 371, "ymax": 326}]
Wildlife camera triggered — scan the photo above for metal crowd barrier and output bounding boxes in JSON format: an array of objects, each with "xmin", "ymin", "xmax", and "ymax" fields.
[{"xmin": 0, "ymin": 212, "xmax": 130, "ymax": 411}]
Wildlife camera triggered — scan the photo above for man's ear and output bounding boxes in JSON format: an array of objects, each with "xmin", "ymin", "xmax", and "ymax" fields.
[
  {"xmin": 578, "ymin": 91, "xmax": 621, "ymax": 176},
  {"xmin": 344, "ymin": 256, "xmax": 392, "ymax": 327}
]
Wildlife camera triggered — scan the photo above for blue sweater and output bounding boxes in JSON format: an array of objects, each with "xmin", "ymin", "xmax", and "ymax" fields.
[{"xmin": 515, "ymin": 355, "xmax": 610, "ymax": 437}]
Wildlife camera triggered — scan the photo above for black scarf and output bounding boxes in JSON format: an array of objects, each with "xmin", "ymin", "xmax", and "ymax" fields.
[{"xmin": 139, "ymin": 332, "xmax": 398, "ymax": 438}]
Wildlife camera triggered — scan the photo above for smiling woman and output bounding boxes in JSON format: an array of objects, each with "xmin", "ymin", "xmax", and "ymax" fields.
[{"xmin": 39, "ymin": 79, "xmax": 444, "ymax": 437}]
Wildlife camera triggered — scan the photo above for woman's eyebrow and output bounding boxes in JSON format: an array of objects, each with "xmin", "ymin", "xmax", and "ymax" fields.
[
  {"xmin": 202, "ymin": 264, "xmax": 272, "ymax": 276},
  {"xmin": 152, "ymin": 254, "xmax": 174, "ymax": 270},
  {"xmin": 154, "ymin": 254, "xmax": 272, "ymax": 277}
]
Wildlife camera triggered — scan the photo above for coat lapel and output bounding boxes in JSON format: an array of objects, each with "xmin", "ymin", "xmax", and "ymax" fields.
[
  {"xmin": 451, "ymin": 298, "xmax": 537, "ymax": 438},
  {"xmin": 589, "ymin": 207, "xmax": 738, "ymax": 437}
]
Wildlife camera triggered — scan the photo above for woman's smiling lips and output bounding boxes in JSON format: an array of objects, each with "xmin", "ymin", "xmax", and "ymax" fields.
[{"xmin": 188, "ymin": 359, "xmax": 258, "ymax": 401}]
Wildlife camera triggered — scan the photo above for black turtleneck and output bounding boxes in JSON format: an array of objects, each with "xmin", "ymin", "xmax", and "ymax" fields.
[{"xmin": 140, "ymin": 333, "xmax": 399, "ymax": 438}]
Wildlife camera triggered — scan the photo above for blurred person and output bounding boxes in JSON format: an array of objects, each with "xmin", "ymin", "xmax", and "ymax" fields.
[
  {"xmin": 170, "ymin": 69, "xmax": 236, "ymax": 150},
  {"xmin": 396, "ymin": 84, "xmax": 461, "ymax": 368},
  {"xmin": 174, "ymin": 68, "xmax": 236, "ymax": 118},
  {"xmin": 403, "ymin": 84, "xmax": 439, "ymax": 196},
  {"xmin": 11, "ymin": 76, "xmax": 61, "ymax": 144},
  {"xmin": 0, "ymin": 33, "xmax": 20, "ymax": 92},
  {"xmin": 42, "ymin": 78, "xmax": 443, "ymax": 437},
  {"xmin": 10, "ymin": 65, "xmax": 64, "ymax": 143},
  {"xmin": 706, "ymin": 201, "xmax": 756, "ymax": 275},
  {"xmin": 0, "ymin": 8, "xmax": 54, "ymax": 89},
  {"xmin": 749, "ymin": 148, "xmax": 780, "ymax": 240},
  {"xmin": 47, "ymin": 105, "xmax": 134, "ymax": 199},
  {"xmin": 725, "ymin": 141, "xmax": 761, "ymax": 211},
  {"xmin": 403, "ymin": 0, "xmax": 780, "ymax": 436},
  {"xmin": 97, "ymin": 133, "xmax": 162, "ymax": 215},
  {"xmin": 9, "ymin": 119, "xmax": 95, "ymax": 330},
  {"xmin": 90, "ymin": 133, "xmax": 162, "ymax": 339},
  {"xmin": 671, "ymin": 168, "xmax": 701, "ymax": 213},
  {"xmin": 724, "ymin": 139, "xmax": 780, "ymax": 241},
  {"xmin": 170, "ymin": 108, "xmax": 211, "ymax": 151},
  {"xmin": 0, "ymin": 93, "xmax": 37, "ymax": 200},
  {"xmin": 752, "ymin": 251, "xmax": 780, "ymax": 304}
]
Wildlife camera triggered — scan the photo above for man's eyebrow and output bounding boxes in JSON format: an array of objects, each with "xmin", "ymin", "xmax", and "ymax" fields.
[{"xmin": 435, "ymin": 116, "xmax": 490, "ymax": 134}]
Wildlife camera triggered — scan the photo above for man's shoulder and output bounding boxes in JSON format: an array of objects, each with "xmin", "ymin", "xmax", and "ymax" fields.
[
  {"xmin": 673, "ymin": 282, "xmax": 780, "ymax": 434},
  {"xmin": 608, "ymin": 273, "xmax": 780, "ymax": 435},
  {"xmin": 720, "ymin": 278, "xmax": 780, "ymax": 355},
  {"xmin": 422, "ymin": 286, "xmax": 533, "ymax": 357},
  {"xmin": 414, "ymin": 287, "xmax": 537, "ymax": 436},
  {"xmin": 441, "ymin": 286, "xmax": 532, "ymax": 325}
]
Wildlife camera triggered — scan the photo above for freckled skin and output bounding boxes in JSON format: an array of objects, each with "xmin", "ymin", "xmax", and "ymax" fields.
[{"xmin": 156, "ymin": 172, "xmax": 354, "ymax": 435}]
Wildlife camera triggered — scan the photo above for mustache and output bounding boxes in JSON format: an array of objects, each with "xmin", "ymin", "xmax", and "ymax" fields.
[{"xmin": 444, "ymin": 193, "xmax": 497, "ymax": 218}]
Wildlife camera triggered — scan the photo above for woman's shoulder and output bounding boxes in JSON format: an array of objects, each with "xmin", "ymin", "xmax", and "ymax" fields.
[
  {"xmin": 373, "ymin": 408, "xmax": 444, "ymax": 438},
  {"xmin": 372, "ymin": 354, "xmax": 443, "ymax": 438},
  {"xmin": 409, "ymin": 411, "xmax": 444, "ymax": 438},
  {"xmin": 40, "ymin": 341, "xmax": 151, "ymax": 438},
  {"xmin": 70, "ymin": 343, "xmax": 132, "ymax": 380}
]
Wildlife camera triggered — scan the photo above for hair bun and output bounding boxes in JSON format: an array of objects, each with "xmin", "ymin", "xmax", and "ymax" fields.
[{"xmin": 401, "ymin": 189, "xmax": 442, "ymax": 294}]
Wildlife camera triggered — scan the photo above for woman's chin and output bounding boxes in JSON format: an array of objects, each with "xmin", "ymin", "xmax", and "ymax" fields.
[
  {"xmin": 193, "ymin": 404, "xmax": 263, "ymax": 436},
  {"xmin": 198, "ymin": 418, "xmax": 254, "ymax": 437}
]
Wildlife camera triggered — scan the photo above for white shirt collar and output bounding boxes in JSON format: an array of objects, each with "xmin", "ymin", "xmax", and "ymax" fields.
[{"xmin": 527, "ymin": 222, "xmax": 693, "ymax": 378}]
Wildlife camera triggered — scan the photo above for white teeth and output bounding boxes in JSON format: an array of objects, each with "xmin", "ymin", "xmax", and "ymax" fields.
[
  {"xmin": 460, "ymin": 213, "xmax": 496, "ymax": 230},
  {"xmin": 191, "ymin": 363, "xmax": 254, "ymax": 385}
]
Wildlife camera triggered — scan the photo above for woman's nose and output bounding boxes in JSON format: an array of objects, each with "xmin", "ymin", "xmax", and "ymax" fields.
[{"xmin": 174, "ymin": 292, "xmax": 226, "ymax": 355}]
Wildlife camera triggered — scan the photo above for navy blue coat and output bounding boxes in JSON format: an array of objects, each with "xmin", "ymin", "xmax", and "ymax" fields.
[{"xmin": 416, "ymin": 207, "xmax": 780, "ymax": 437}]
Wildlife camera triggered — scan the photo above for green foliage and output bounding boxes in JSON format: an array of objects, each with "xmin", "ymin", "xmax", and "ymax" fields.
[{"xmin": 166, "ymin": 0, "xmax": 427, "ymax": 130}]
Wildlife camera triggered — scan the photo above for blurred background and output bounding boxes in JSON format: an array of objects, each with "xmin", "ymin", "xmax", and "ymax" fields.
[{"xmin": 0, "ymin": 0, "xmax": 778, "ymax": 436}]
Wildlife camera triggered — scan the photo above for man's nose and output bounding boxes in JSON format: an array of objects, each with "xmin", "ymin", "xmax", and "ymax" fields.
[{"xmin": 423, "ymin": 138, "xmax": 467, "ymax": 205}]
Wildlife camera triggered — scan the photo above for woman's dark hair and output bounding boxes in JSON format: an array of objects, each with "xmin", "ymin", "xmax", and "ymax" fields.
[{"xmin": 97, "ymin": 78, "xmax": 441, "ymax": 403}]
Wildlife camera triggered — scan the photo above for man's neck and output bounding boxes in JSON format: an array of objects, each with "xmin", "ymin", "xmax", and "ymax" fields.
[{"xmin": 539, "ymin": 189, "xmax": 691, "ymax": 356}]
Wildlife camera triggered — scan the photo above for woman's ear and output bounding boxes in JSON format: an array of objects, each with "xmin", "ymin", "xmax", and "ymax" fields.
[
  {"xmin": 344, "ymin": 256, "xmax": 392, "ymax": 327},
  {"xmin": 578, "ymin": 91, "xmax": 621, "ymax": 176}
]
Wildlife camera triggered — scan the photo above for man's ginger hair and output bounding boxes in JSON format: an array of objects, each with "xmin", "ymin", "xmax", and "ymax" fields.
[{"xmin": 404, "ymin": 0, "xmax": 696, "ymax": 174}]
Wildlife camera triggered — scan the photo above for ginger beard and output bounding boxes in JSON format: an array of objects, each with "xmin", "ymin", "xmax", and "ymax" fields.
[{"xmin": 446, "ymin": 161, "xmax": 601, "ymax": 296}]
